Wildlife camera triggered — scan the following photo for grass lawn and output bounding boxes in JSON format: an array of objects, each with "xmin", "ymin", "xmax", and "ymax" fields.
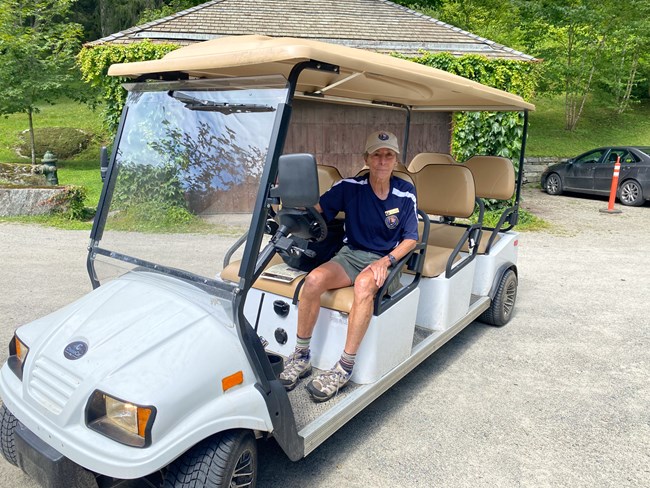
[
  {"xmin": 0, "ymin": 99, "xmax": 107, "ymax": 215},
  {"xmin": 527, "ymin": 95, "xmax": 650, "ymax": 157}
]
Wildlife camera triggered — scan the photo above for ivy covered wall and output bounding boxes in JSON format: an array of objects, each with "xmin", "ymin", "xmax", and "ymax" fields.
[
  {"xmin": 77, "ymin": 40, "xmax": 180, "ymax": 133},
  {"xmin": 406, "ymin": 52, "xmax": 538, "ymax": 163}
]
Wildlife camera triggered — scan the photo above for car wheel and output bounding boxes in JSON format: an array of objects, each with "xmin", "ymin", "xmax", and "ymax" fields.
[
  {"xmin": 0, "ymin": 404, "xmax": 19, "ymax": 466},
  {"xmin": 545, "ymin": 173, "xmax": 563, "ymax": 195},
  {"xmin": 163, "ymin": 430, "xmax": 257, "ymax": 488},
  {"xmin": 480, "ymin": 269, "xmax": 518, "ymax": 326},
  {"xmin": 618, "ymin": 180, "xmax": 644, "ymax": 206}
]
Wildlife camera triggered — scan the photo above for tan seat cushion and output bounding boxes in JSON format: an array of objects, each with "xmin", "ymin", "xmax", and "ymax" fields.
[
  {"xmin": 421, "ymin": 222, "xmax": 499, "ymax": 255},
  {"xmin": 221, "ymin": 256, "xmax": 355, "ymax": 313}
]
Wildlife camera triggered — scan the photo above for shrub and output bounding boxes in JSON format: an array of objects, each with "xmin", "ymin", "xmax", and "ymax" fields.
[
  {"xmin": 46, "ymin": 185, "xmax": 89, "ymax": 220},
  {"xmin": 17, "ymin": 127, "xmax": 91, "ymax": 160}
]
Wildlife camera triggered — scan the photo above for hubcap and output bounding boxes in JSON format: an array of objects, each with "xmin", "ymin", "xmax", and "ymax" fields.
[
  {"xmin": 503, "ymin": 279, "xmax": 517, "ymax": 317},
  {"xmin": 620, "ymin": 182, "xmax": 639, "ymax": 204},
  {"xmin": 547, "ymin": 176, "xmax": 559, "ymax": 194},
  {"xmin": 230, "ymin": 449, "xmax": 254, "ymax": 488}
]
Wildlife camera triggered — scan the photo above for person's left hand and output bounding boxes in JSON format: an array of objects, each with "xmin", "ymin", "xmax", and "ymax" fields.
[{"xmin": 364, "ymin": 257, "xmax": 391, "ymax": 288}]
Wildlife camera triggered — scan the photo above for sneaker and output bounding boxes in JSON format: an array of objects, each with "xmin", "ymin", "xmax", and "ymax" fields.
[
  {"xmin": 279, "ymin": 352, "xmax": 312, "ymax": 391},
  {"xmin": 306, "ymin": 362, "xmax": 351, "ymax": 402}
]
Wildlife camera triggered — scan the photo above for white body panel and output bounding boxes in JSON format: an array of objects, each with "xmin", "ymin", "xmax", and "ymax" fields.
[
  {"xmin": 246, "ymin": 288, "xmax": 419, "ymax": 384},
  {"xmin": 0, "ymin": 271, "xmax": 273, "ymax": 479},
  {"xmin": 415, "ymin": 258, "xmax": 477, "ymax": 330},
  {"xmin": 472, "ymin": 231, "xmax": 519, "ymax": 296}
]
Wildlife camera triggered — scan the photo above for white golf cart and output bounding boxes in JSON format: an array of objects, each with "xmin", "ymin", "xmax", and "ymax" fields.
[{"xmin": 0, "ymin": 36, "xmax": 534, "ymax": 487}]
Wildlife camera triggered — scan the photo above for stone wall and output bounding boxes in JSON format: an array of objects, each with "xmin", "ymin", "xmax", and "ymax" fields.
[
  {"xmin": 523, "ymin": 157, "xmax": 567, "ymax": 185},
  {"xmin": 0, "ymin": 188, "xmax": 66, "ymax": 217}
]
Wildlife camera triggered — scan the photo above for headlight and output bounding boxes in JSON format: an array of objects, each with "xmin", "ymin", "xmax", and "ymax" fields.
[
  {"xmin": 86, "ymin": 390, "xmax": 156, "ymax": 448},
  {"xmin": 8, "ymin": 334, "xmax": 30, "ymax": 379}
]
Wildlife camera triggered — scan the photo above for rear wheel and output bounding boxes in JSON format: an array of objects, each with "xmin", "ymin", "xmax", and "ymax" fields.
[
  {"xmin": 545, "ymin": 173, "xmax": 563, "ymax": 195},
  {"xmin": 618, "ymin": 180, "xmax": 644, "ymax": 206},
  {"xmin": 0, "ymin": 404, "xmax": 18, "ymax": 466},
  {"xmin": 163, "ymin": 430, "xmax": 257, "ymax": 488},
  {"xmin": 480, "ymin": 269, "xmax": 518, "ymax": 326}
]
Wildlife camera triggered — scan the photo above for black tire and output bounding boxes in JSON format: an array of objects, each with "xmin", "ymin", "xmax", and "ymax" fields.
[
  {"xmin": 0, "ymin": 404, "xmax": 19, "ymax": 466},
  {"xmin": 545, "ymin": 173, "xmax": 563, "ymax": 195},
  {"xmin": 618, "ymin": 179, "xmax": 644, "ymax": 206},
  {"xmin": 163, "ymin": 430, "xmax": 257, "ymax": 488},
  {"xmin": 480, "ymin": 269, "xmax": 518, "ymax": 326}
]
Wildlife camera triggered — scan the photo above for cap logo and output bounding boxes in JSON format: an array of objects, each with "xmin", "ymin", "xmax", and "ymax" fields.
[{"xmin": 378, "ymin": 132, "xmax": 390, "ymax": 141}]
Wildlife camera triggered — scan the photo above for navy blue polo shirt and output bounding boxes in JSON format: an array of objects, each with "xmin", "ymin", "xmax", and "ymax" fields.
[{"xmin": 319, "ymin": 174, "xmax": 419, "ymax": 255}]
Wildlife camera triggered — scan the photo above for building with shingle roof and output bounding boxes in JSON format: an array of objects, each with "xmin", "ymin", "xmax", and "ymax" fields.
[{"xmin": 88, "ymin": 0, "xmax": 535, "ymax": 62}]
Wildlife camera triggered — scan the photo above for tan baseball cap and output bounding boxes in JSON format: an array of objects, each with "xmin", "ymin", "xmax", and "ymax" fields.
[{"xmin": 364, "ymin": 130, "xmax": 400, "ymax": 155}]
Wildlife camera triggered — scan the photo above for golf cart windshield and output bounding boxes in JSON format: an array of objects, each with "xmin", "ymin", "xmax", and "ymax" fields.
[{"xmin": 93, "ymin": 76, "xmax": 288, "ymax": 282}]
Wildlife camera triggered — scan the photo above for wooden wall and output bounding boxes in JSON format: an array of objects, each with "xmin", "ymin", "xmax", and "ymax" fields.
[{"xmin": 285, "ymin": 100, "xmax": 452, "ymax": 177}]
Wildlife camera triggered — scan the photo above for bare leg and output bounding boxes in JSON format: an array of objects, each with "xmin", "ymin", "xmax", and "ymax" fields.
[
  {"xmin": 343, "ymin": 268, "xmax": 379, "ymax": 354},
  {"xmin": 297, "ymin": 261, "xmax": 352, "ymax": 339}
]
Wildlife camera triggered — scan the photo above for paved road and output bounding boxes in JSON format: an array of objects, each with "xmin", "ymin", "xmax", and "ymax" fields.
[{"xmin": 1, "ymin": 187, "xmax": 648, "ymax": 487}]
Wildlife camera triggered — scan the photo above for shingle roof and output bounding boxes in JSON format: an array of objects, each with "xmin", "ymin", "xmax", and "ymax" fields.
[{"xmin": 87, "ymin": 0, "xmax": 536, "ymax": 62}]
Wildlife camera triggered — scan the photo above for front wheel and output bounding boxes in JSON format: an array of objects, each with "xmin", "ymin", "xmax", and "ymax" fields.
[
  {"xmin": 163, "ymin": 430, "xmax": 257, "ymax": 488},
  {"xmin": 480, "ymin": 269, "xmax": 518, "ymax": 326},
  {"xmin": 545, "ymin": 173, "xmax": 563, "ymax": 195},
  {"xmin": 0, "ymin": 404, "xmax": 19, "ymax": 466},
  {"xmin": 618, "ymin": 180, "xmax": 644, "ymax": 206}
]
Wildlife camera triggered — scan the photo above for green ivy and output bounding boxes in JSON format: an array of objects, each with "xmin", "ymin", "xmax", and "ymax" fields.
[
  {"xmin": 76, "ymin": 41, "xmax": 180, "ymax": 133},
  {"xmin": 405, "ymin": 52, "xmax": 537, "ymax": 163}
]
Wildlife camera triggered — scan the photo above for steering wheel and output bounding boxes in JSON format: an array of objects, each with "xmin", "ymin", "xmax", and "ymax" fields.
[{"xmin": 275, "ymin": 206, "xmax": 327, "ymax": 242}]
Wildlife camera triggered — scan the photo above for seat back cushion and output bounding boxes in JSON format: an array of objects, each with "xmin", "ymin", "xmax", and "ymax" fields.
[
  {"xmin": 317, "ymin": 164, "xmax": 343, "ymax": 195},
  {"xmin": 413, "ymin": 164, "xmax": 476, "ymax": 218},
  {"xmin": 408, "ymin": 152, "xmax": 456, "ymax": 173},
  {"xmin": 463, "ymin": 156, "xmax": 515, "ymax": 200}
]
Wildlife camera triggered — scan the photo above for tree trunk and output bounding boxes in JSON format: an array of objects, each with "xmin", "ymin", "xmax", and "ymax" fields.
[
  {"xmin": 28, "ymin": 108, "xmax": 36, "ymax": 165},
  {"xmin": 617, "ymin": 50, "xmax": 639, "ymax": 114}
]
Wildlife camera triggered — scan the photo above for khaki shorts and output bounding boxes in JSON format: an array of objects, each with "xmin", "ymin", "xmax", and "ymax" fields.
[{"xmin": 330, "ymin": 245, "xmax": 402, "ymax": 296}]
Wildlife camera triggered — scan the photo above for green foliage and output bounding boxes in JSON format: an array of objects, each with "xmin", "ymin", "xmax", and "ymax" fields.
[
  {"xmin": 407, "ymin": 52, "xmax": 536, "ymax": 163},
  {"xmin": 138, "ymin": 0, "xmax": 205, "ymax": 24},
  {"xmin": 470, "ymin": 207, "xmax": 549, "ymax": 231},
  {"xmin": 47, "ymin": 184, "xmax": 89, "ymax": 219},
  {"xmin": 0, "ymin": 0, "xmax": 85, "ymax": 162},
  {"xmin": 17, "ymin": 127, "xmax": 91, "ymax": 160},
  {"xmin": 76, "ymin": 40, "xmax": 179, "ymax": 133},
  {"xmin": 112, "ymin": 162, "xmax": 186, "ymax": 210}
]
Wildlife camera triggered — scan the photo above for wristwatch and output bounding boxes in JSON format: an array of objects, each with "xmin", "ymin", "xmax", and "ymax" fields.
[{"xmin": 387, "ymin": 253, "xmax": 397, "ymax": 267}]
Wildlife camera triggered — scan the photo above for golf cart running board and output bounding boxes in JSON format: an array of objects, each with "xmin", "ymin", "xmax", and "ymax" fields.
[{"xmin": 296, "ymin": 296, "xmax": 490, "ymax": 456}]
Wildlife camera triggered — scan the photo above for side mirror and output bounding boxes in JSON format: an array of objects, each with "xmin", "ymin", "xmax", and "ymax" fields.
[
  {"xmin": 100, "ymin": 147, "xmax": 109, "ymax": 182},
  {"xmin": 270, "ymin": 153, "xmax": 319, "ymax": 207}
]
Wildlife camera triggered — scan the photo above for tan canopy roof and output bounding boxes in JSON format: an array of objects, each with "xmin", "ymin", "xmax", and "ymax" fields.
[{"xmin": 108, "ymin": 35, "xmax": 535, "ymax": 112}]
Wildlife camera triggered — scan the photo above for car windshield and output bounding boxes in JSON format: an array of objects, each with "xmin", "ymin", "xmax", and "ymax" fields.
[{"xmin": 93, "ymin": 76, "xmax": 288, "ymax": 282}]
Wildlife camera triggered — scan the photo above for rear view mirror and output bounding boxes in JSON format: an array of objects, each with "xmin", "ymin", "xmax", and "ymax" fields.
[
  {"xmin": 271, "ymin": 154, "xmax": 319, "ymax": 207},
  {"xmin": 100, "ymin": 147, "xmax": 109, "ymax": 182}
]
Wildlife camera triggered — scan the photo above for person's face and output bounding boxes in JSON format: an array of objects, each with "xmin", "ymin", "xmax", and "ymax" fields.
[{"xmin": 365, "ymin": 148, "xmax": 397, "ymax": 178}]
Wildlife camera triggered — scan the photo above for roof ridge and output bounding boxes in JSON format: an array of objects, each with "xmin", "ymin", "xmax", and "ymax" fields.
[
  {"xmin": 87, "ymin": 0, "xmax": 226, "ymax": 46},
  {"xmin": 378, "ymin": 0, "xmax": 536, "ymax": 61}
]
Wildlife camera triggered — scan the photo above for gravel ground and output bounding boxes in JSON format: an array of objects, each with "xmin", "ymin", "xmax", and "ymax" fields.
[{"xmin": 0, "ymin": 186, "xmax": 648, "ymax": 488}]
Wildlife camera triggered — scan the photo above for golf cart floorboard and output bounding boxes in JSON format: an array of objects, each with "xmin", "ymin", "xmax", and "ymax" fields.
[
  {"xmin": 288, "ymin": 326, "xmax": 435, "ymax": 432},
  {"xmin": 288, "ymin": 370, "xmax": 363, "ymax": 431}
]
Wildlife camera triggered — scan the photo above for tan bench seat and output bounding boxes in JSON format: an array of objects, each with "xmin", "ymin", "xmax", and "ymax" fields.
[
  {"xmin": 421, "ymin": 221, "xmax": 499, "ymax": 256},
  {"xmin": 221, "ymin": 256, "xmax": 355, "ymax": 313}
]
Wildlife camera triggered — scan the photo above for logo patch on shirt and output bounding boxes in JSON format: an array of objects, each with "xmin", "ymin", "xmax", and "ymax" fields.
[
  {"xmin": 385, "ymin": 207, "xmax": 400, "ymax": 216},
  {"xmin": 385, "ymin": 214, "xmax": 399, "ymax": 229}
]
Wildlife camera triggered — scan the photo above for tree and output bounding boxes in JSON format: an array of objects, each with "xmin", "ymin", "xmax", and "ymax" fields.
[{"xmin": 0, "ymin": 0, "xmax": 84, "ymax": 164}]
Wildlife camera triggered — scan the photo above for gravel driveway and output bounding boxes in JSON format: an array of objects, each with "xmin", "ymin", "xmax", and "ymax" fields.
[{"xmin": 0, "ymin": 187, "xmax": 648, "ymax": 488}]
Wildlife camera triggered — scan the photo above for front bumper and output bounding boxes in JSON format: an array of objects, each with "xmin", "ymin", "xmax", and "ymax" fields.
[{"xmin": 13, "ymin": 420, "xmax": 97, "ymax": 488}]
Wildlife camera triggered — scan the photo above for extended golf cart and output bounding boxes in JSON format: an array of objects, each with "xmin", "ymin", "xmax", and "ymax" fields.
[{"xmin": 0, "ymin": 36, "xmax": 534, "ymax": 487}]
